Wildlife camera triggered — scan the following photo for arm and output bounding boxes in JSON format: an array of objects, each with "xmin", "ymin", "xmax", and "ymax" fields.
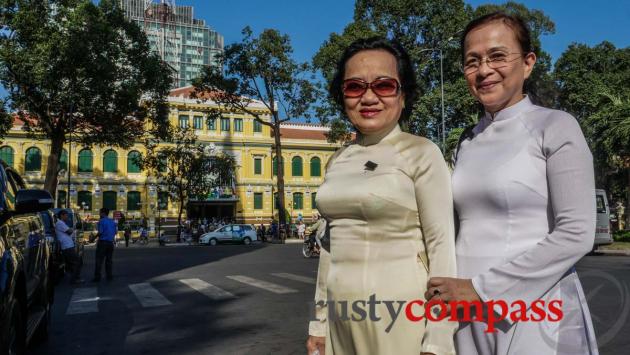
[
  {"xmin": 471, "ymin": 114, "xmax": 595, "ymax": 323},
  {"xmin": 413, "ymin": 142, "xmax": 457, "ymax": 355}
]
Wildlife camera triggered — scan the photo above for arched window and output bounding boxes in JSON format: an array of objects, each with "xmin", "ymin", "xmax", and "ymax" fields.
[
  {"xmin": 25, "ymin": 147, "xmax": 42, "ymax": 172},
  {"xmin": 310, "ymin": 157, "xmax": 321, "ymax": 177},
  {"xmin": 127, "ymin": 191, "xmax": 141, "ymax": 210},
  {"xmin": 102, "ymin": 191, "xmax": 117, "ymax": 211},
  {"xmin": 127, "ymin": 151, "xmax": 141, "ymax": 173},
  {"xmin": 0, "ymin": 146, "xmax": 14, "ymax": 167},
  {"xmin": 293, "ymin": 192, "xmax": 303, "ymax": 209},
  {"xmin": 78, "ymin": 149, "xmax": 93, "ymax": 172},
  {"xmin": 292, "ymin": 156, "xmax": 303, "ymax": 177},
  {"xmin": 59, "ymin": 149, "xmax": 68, "ymax": 172},
  {"xmin": 157, "ymin": 152, "xmax": 167, "ymax": 173},
  {"xmin": 57, "ymin": 190, "xmax": 67, "ymax": 208},
  {"xmin": 77, "ymin": 191, "xmax": 92, "ymax": 210},
  {"xmin": 273, "ymin": 156, "xmax": 283, "ymax": 176},
  {"xmin": 103, "ymin": 150, "xmax": 118, "ymax": 173}
]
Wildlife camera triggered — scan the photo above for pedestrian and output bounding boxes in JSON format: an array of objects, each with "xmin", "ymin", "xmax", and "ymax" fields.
[
  {"xmin": 306, "ymin": 37, "xmax": 456, "ymax": 355},
  {"xmin": 93, "ymin": 207, "xmax": 117, "ymax": 282},
  {"xmin": 260, "ymin": 224, "xmax": 266, "ymax": 242},
  {"xmin": 55, "ymin": 210, "xmax": 84, "ymax": 284},
  {"xmin": 297, "ymin": 221, "xmax": 306, "ymax": 239},
  {"xmin": 432, "ymin": 12, "xmax": 598, "ymax": 355},
  {"xmin": 124, "ymin": 222, "xmax": 131, "ymax": 247}
]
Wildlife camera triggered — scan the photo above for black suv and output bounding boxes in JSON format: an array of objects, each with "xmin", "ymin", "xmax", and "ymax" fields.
[{"xmin": 0, "ymin": 162, "xmax": 55, "ymax": 354}]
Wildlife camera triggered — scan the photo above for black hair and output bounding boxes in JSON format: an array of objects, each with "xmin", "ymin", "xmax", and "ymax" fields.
[
  {"xmin": 58, "ymin": 210, "xmax": 68, "ymax": 218},
  {"xmin": 329, "ymin": 36, "xmax": 418, "ymax": 122},
  {"xmin": 460, "ymin": 12, "xmax": 533, "ymax": 63},
  {"xmin": 100, "ymin": 207, "xmax": 110, "ymax": 215}
]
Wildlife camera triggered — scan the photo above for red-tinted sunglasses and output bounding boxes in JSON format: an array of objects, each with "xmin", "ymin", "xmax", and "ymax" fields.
[{"xmin": 342, "ymin": 78, "xmax": 401, "ymax": 98}]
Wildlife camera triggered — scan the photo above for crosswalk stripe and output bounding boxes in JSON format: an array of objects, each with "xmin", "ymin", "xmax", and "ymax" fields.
[
  {"xmin": 226, "ymin": 275, "xmax": 298, "ymax": 294},
  {"xmin": 271, "ymin": 273, "xmax": 316, "ymax": 285},
  {"xmin": 129, "ymin": 283, "xmax": 172, "ymax": 307},
  {"xmin": 179, "ymin": 278, "xmax": 235, "ymax": 300},
  {"xmin": 66, "ymin": 287, "xmax": 99, "ymax": 315}
]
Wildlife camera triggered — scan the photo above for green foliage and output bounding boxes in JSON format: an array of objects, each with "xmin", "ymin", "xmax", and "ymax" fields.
[
  {"xmin": 555, "ymin": 42, "xmax": 630, "ymax": 211},
  {"xmin": 312, "ymin": 0, "xmax": 556, "ymax": 145},
  {"xmin": 0, "ymin": 0, "xmax": 172, "ymax": 193},
  {"xmin": 613, "ymin": 230, "xmax": 630, "ymax": 243}
]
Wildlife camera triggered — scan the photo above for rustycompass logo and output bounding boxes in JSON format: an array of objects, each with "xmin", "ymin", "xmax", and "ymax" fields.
[{"xmin": 310, "ymin": 295, "xmax": 564, "ymax": 333}]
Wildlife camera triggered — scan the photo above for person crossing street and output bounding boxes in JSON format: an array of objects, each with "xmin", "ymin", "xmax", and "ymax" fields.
[{"xmin": 93, "ymin": 208, "xmax": 117, "ymax": 282}]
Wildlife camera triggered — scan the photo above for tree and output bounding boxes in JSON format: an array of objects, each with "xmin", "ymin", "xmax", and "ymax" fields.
[
  {"xmin": 140, "ymin": 128, "xmax": 236, "ymax": 241},
  {"xmin": 0, "ymin": 0, "xmax": 172, "ymax": 196},
  {"xmin": 312, "ymin": 0, "xmax": 556, "ymax": 145},
  {"xmin": 192, "ymin": 27, "xmax": 316, "ymax": 241},
  {"xmin": 555, "ymin": 42, "xmax": 630, "ymax": 224}
]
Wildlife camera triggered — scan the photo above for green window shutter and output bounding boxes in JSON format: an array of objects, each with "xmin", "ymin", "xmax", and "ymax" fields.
[
  {"xmin": 103, "ymin": 150, "xmax": 118, "ymax": 173},
  {"xmin": 179, "ymin": 115, "xmax": 189, "ymax": 128},
  {"xmin": 207, "ymin": 118, "xmax": 216, "ymax": 130},
  {"xmin": 0, "ymin": 146, "xmax": 14, "ymax": 167},
  {"xmin": 293, "ymin": 193, "xmax": 303, "ymax": 209},
  {"xmin": 59, "ymin": 149, "xmax": 68, "ymax": 171},
  {"xmin": 127, "ymin": 191, "xmax": 141, "ymax": 211},
  {"xmin": 311, "ymin": 192, "xmax": 317, "ymax": 209},
  {"xmin": 77, "ymin": 191, "xmax": 92, "ymax": 210},
  {"xmin": 158, "ymin": 191, "xmax": 169, "ymax": 210},
  {"xmin": 253, "ymin": 120, "xmax": 262, "ymax": 133},
  {"xmin": 272, "ymin": 156, "xmax": 277, "ymax": 176},
  {"xmin": 78, "ymin": 149, "xmax": 93, "ymax": 172},
  {"xmin": 292, "ymin": 156, "xmax": 303, "ymax": 176},
  {"xmin": 234, "ymin": 118, "xmax": 243, "ymax": 132},
  {"xmin": 193, "ymin": 116, "xmax": 203, "ymax": 129},
  {"xmin": 57, "ymin": 190, "xmax": 67, "ymax": 208},
  {"xmin": 25, "ymin": 147, "xmax": 42, "ymax": 172},
  {"xmin": 254, "ymin": 193, "xmax": 263, "ymax": 209},
  {"xmin": 310, "ymin": 157, "xmax": 321, "ymax": 177},
  {"xmin": 221, "ymin": 118, "xmax": 230, "ymax": 131},
  {"xmin": 103, "ymin": 191, "xmax": 117, "ymax": 211},
  {"xmin": 254, "ymin": 158, "xmax": 262, "ymax": 175},
  {"xmin": 127, "ymin": 151, "xmax": 141, "ymax": 173}
]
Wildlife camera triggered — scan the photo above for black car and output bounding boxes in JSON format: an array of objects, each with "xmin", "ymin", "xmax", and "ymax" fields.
[{"xmin": 0, "ymin": 162, "xmax": 55, "ymax": 354}]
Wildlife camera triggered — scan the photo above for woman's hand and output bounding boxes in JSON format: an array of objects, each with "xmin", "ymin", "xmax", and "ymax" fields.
[
  {"xmin": 306, "ymin": 335, "xmax": 325, "ymax": 355},
  {"xmin": 425, "ymin": 277, "xmax": 481, "ymax": 303}
]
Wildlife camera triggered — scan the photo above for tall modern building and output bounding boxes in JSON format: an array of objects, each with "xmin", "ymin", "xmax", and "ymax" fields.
[{"xmin": 120, "ymin": 0, "xmax": 224, "ymax": 88}]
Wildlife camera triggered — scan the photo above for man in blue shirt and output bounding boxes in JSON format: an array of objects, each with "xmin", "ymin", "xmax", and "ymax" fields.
[{"xmin": 93, "ymin": 207, "xmax": 117, "ymax": 282}]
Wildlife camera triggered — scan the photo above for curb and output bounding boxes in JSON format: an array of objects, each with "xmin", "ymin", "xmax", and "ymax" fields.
[{"xmin": 595, "ymin": 249, "xmax": 630, "ymax": 256}]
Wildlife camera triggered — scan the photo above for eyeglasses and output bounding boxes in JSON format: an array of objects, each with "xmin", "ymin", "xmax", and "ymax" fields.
[
  {"xmin": 342, "ymin": 78, "xmax": 401, "ymax": 98},
  {"xmin": 462, "ymin": 52, "xmax": 524, "ymax": 75}
]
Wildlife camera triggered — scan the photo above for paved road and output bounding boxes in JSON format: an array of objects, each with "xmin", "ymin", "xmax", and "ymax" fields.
[{"xmin": 30, "ymin": 245, "xmax": 630, "ymax": 355}]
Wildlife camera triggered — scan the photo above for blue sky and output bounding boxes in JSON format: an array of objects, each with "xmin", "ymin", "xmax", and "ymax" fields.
[{"xmin": 193, "ymin": 0, "xmax": 629, "ymax": 64}]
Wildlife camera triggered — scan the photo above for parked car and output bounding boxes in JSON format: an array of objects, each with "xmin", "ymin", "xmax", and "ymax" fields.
[
  {"xmin": 0, "ymin": 161, "xmax": 55, "ymax": 354},
  {"xmin": 594, "ymin": 189, "xmax": 613, "ymax": 250},
  {"xmin": 199, "ymin": 224, "xmax": 258, "ymax": 245}
]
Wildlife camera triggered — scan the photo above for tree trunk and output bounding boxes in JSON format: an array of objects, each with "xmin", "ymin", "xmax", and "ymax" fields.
[
  {"xmin": 273, "ymin": 122, "xmax": 286, "ymax": 242},
  {"xmin": 177, "ymin": 198, "xmax": 185, "ymax": 243},
  {"xmin": 626, "ymin": 167, "xmax": 630, "ymax": 229},
  {"xmin": 43, "ymin": 135, "xmax": 64, "ymax": 197}
]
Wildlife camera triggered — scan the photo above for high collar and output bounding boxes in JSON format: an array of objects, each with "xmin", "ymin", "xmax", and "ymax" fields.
[
  {"xmin": 484, "ymin": 96, "xmax": 534, "ymax": 122},
  {"xmin": 356, "ymin": 124, "xmax": 402, "ymax": 146}
]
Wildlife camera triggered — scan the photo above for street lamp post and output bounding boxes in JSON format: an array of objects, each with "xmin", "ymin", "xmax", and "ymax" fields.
[{"xmin": 420, "ymin": 32, "xmax": 460, "ymax": 152}]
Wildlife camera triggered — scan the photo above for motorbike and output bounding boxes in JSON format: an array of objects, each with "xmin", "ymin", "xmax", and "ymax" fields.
[{"xmin": 302, "ymin": 235, "xmax": 320, "ymax": 258}]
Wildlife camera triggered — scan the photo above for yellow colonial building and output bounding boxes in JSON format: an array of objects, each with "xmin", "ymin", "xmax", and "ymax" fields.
[{"xmin": 0, "ymin": 87, "xmax": 343, "ymax": 228}]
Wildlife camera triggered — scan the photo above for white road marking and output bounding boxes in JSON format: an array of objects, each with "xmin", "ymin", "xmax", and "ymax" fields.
[
  {"xmin": 179, "ymin": 278, "xmax": 235, "ymax": 300},
  {"xmin": 129, "ymin": 283, "xmax": 172, "ymax": 307},
  {"xmin": 271, "ymin": 273, "xmax": 316, "ymax": 285},
  {"xmin": 226, "ymin": 275, "xmax": 298, "ymax": 294},
  {"xmin": 66, "ymin": 287, "xmax": 99, "ymax": 315}
]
